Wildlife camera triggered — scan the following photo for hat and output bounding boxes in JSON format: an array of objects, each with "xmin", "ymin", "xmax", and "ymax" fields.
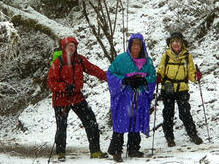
[
  {"xmin": 61, "ymin": 37, "xmax": 78, "ymax": 50},
  {"xmin": 166, "ymin": 32, "xmax": 188, "ymax": 47}
]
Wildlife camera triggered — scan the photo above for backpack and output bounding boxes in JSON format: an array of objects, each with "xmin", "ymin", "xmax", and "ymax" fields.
[
  {"xmin": 50, "ymin": 49, "xmax": 62, "ymax": 66},
  {"xmin": 51, "ymin": 49, "xmax": 86, "ymax": 74}
]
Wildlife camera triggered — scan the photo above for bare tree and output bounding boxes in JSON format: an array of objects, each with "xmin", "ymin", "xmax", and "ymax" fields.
[{"xmin": 82, "ymin": 0, "xmax": 121, "ymax": 63}]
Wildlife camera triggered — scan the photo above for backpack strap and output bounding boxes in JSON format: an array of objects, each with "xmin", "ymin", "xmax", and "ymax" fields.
[
  {"xmin": 165, "ymin": 53, "xmax": 169, "ymax": 69},
  {"xmin": 177, "ymin": 53, "xmax": 189, "ymax": 92},
  {"xmin": 58, "ymin": 56, "xmax": 64, "ymax": 77},
  {"xmin": 184, "ymin": 52, "xmax": 189, "ymax": 82},
  {"xmin": 162, "ymin": 54, "xmax": 169, "ymax": 83},
  {"xmin": 163, "ymin": 52, "xmax": 189, "ymax": 85},
  {"xmin": 164, "ymin": 52, "xmax": 189, "ymax": 67},
  {"xmin": 78, "ymin": 55, "xmax": 86, "ymax": 72},
  {"xmin": 58, "ymin": 55, "xmax": 86, "ymax": 78}
]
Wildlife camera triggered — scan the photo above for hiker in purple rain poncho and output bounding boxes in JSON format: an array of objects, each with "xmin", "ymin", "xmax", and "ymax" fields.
[{"xmin": 107, "ymin": 33, "xmax": 156, "ymax": 162}]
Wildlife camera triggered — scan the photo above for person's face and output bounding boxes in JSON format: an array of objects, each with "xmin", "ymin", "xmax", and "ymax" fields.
[
  {"xmin": 65, "ymin": 42, "xmax": 76, "ymax": 55},
  {"xmin": 130, "ymin": 39, "xmax": 142, "ymax": 59},
  {"xmin": 171, "ymin": 39, "xmax": 182, "ymax": 54}
]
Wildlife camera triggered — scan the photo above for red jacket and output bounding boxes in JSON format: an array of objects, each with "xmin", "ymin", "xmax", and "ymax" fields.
[{"xmin": 47, "ymin": 51, "xmax": 107, "ymax": 107}]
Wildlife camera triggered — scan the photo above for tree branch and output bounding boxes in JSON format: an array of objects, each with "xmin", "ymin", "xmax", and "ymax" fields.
[
  {"xmin": 112, "ymin": 0, "xmax": 119, "ymax": 36},
  {"xmin": 103, "ymin": 0, "xmax": 113, "ymax": 36},
  {"xmin": 88, "ymin": 1, "xmax": 117, "ymax": 62},
  {"xmin": 82, "ymin": 1, "xmax": 112, "ymax": 62}
]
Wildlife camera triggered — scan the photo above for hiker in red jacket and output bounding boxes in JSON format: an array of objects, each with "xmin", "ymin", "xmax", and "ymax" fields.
[{"xmin": 47, "ymin": 36, "xmax": 108, "ymax": 161}]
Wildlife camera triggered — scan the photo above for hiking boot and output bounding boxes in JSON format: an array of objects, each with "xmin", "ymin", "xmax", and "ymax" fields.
[
  {"xmin": 128, "ymin": 150, "xmax": 144, "ymax": 158},
  {"xmin": 167, "ymin": 139, "xmax": 176, "ymax": 147},
  {"xmin": 90, "ymin": 151, "xmax": 108, "ymax": 158},
  {"xmin": 113, "ymin": 153, "xmax": 123, "ymax": 162},
  {"xmin": 57, "ymin": 153, "xmax": 65, "ymax": 162},
  {"xmin": 190, "ymin": 135, "xmax": 203, "ymax": 145}
]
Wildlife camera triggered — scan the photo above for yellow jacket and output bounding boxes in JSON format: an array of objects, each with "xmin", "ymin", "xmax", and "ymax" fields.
[{"xmin": 157, "ymin": 48, "xmax": 197, "ymax": 92}]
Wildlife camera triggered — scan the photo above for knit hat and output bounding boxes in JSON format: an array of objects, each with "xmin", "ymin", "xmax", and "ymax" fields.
[
  {"xmin": 166, "ymin": 32, "xmax": 188, "ymax": 47},
  {"xmin": 61, "ymin": 37, "xmax": 78, "ymax": 50}
]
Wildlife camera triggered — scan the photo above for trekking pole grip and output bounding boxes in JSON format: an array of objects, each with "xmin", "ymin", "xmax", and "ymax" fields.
[
  {"xmin": 195, "ymin": 64, "xmax": 201, "ymax": 83},
  {"xmin": 195, "ymin": 64, "xmax": 199, "ymax": 72}
]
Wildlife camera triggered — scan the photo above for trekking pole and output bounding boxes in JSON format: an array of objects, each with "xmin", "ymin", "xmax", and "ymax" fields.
[
  {"xmin": 132, "ymin": 91, "xmax": 139, "ymax": 135},
  {"xmin": 126, "ymin": 89, "xmax": 137, "ymax": 158},
  {"xmin": 48, "ymin": 140, "xmax": 55, "ymax": 164},
  {"xmin": 195, "ymin": 64, "xmax": 211, "ymax": 143},
  {"xmin": 151, "ymin": 83, "xmax": 159, "ymax": 156}
]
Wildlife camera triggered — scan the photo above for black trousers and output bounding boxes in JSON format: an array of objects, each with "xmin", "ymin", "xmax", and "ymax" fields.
[
  {"xmin": 162, "ymin": 91, "xmax": 198, "ymax": 140},
  {"xmin": 108, "ymin": 132, "xmax": 141, "ymax": 155},
  {"xmin": 54, "ymin": 100, "xmax": 100, "ymax": 154}
]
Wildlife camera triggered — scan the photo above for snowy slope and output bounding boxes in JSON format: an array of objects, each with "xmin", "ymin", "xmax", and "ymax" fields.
[{"xmin": 0, "ymin": 0, "xmax": 218, "ymax": 163}]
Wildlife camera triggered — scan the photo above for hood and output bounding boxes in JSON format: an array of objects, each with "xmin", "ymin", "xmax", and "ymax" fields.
[
  {"xmin": 60, "ymin": 36, "xmax": 79, "ymax": 59},
  {"xmin": 60, "ymin": 36, "xmax": 78, "ymax": 50},
  {"xmin": 127, "ymin": 33, "xmax": 148, "ymax": 58}
]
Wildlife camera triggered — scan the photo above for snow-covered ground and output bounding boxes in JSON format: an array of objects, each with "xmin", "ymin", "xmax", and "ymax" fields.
[{"xmin": 0, "ymin": 0, "xmax": 218, "ymax": 163}]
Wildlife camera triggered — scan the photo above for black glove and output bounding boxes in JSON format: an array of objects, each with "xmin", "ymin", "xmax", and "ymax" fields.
[
  {"xmin": 122, "ymin": 76, "xmax": 133, "ymax": 86},
  {"xmin": 134, "ymin": 77, "xmax": 147, "ymax": 86},
  {"xmin": 122, "ymin": 76, "xmax": 147, "ymax": 90},
  {"xmin": 65, "ymin": 84, "xmax": 75, "ymax": 96}
]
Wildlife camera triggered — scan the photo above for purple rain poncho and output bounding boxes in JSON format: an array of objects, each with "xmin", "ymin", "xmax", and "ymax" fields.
[{"xmin": 107, "ymin": 33, "xmax": 156, "ymax": 135}]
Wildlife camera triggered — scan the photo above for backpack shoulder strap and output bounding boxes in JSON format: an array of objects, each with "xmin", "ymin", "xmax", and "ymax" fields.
[
  {"xmin": 58, "ymin": 55, "xmax": 87, "ymax": 78},
  {"xmin": 185, "ymin": 52, "xmax": 189, "ymax": 66},
  {"xmin": 184, "ymin": 52, "xmax": 189, "ymax": 82},
  {"xmin": 165, "ymin": 52, "xmax": 189, "ymax": 67},
  {"xmin": 58, "ymin": 56, "xmax": 64, "ymax": 75},
  {"xmin": 164, "ymin": 53, "xmax": 169, "ymax": 68},
  {"xmin": 78, "ymin": 55, "xmax": 86, "ymax": 72},
  {"xmin": 162, "ymin": 53, "xmax": 169, "ymax": 83}
]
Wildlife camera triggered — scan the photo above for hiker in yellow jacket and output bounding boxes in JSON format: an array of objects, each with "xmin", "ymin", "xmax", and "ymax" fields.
[{"xmin": 157, "ymin": 32, "xmax": 203, "ymax": 147}]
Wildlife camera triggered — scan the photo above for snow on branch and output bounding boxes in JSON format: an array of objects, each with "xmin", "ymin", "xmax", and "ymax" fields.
[
  {"xmin": 0, "ymin": 21, "xmax": 19, "ymax": 65},
  {"xmin": 0, "ymin": 21, "xmax": 18, "ymax": 43},
  {"xmin": 0, "ymin": 1, "xmax": 75, "ymax": 40}
]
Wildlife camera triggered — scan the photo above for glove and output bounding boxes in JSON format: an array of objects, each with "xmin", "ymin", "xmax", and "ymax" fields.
[
  {"xmin": 196, "ymin": 71, "xmax": 202, "ymax": 81},
  {"xmin": 122, "ymin": 76, "xmax": 147, "ymax": 90},
  {"xmin": 122, "ymin": 76, "xmax": 133, "ymax": 85},
  {"xmin": 65, "ymin": 84, "xmax": 75, "ymax": 96},
  {"xmin": 157, "ymin": 74, "xmax": 162, "ymax": 84},
  {"xmin": 133, "ymin": 77, "xmax": 147, "ymax": 86}
]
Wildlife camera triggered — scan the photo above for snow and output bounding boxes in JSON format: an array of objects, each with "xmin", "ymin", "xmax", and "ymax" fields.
[
  {"xmin": 0, "ymin": 0, "xmax": 219, "ymax": 163},
  {"xmin": 0, "ymin": 21, "xmax": 18, "ymax": 41},
  {"xmin": 0, "ymin": 1, "xmax": 75, "ymax": 39}
]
